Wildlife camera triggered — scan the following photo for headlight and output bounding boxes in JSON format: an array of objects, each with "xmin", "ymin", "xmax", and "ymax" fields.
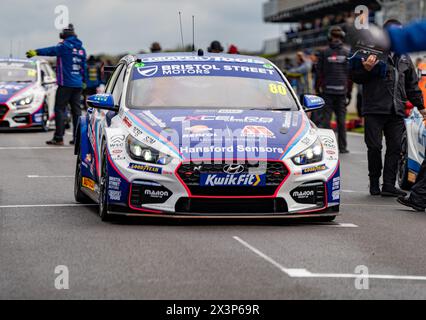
[
  {"xmin": 126, "ymin": 135, "xmax": 172, "ymax": 165},
  {"xmin": 292, "ymin": 138, "xmax": 323, "ymax": 165},
  {"xmin": 12, "ymin": 94, "xmax": 34, "ymax": 109}
]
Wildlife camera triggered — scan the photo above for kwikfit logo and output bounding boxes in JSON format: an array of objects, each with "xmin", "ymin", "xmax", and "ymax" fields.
[{"xmin": 202, "ymin": 174, "xmax": 261, "ymax": 187}]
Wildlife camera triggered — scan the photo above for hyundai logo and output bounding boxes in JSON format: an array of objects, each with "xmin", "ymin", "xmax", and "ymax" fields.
[{"xmin": 223, "ymin": 164, "xmax": 245, "ymax": 175}]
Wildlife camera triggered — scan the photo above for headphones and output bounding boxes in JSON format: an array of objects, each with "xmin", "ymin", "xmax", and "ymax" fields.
[{"xmin": 328, "ymin": 27, "xmax": 346, "ymax": 41}]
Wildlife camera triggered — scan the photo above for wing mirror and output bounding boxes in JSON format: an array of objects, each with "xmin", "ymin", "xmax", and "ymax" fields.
[
  {"xmin": 87, "ymin": 94, "xmax": 119, "ymax": 112},
  {"xmin": 303, "ymin": 95, "xmax": 325, "ymax": 111}
]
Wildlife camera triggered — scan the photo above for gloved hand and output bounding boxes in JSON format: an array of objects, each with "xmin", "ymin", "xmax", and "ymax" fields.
[{"xmin": 26, "ymin": 50, "xmax": 37, "ymax": 58}]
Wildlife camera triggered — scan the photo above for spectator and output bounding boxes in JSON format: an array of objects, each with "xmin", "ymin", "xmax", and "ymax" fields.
[
  {"xmin": 227, "ymin": 44, "xmax": 239, "ymax": 54},
  {"xmin": 84, "ymin": 55, "xmax": 102, "ymax": 103},
  {"xmin": 208, "ymin": 41, "xmax": 224, "ymax": 53},
  {"xmin": 287, "ymin": 51, "xmax": 313, "ymax": 98},
  {"xmin": 150, "ymin": 42, "xmax": 162, "ymax": 53}
]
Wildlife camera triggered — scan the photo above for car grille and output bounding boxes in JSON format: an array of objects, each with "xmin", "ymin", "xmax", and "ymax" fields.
[
  {"xmin": 177, "ymin": 161, "xmax": 289, "ymax": 196},
  {"xmin": 0, "ymin": 104, "xmax": 9, "ymax": 121},
  {"xmin": 175, "ymin": 197, "xmax": 288, "ymax": 214}
]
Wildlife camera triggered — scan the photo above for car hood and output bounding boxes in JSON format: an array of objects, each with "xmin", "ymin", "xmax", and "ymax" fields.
[
  {"xmin": 0, "ymin": 82, "xmax": 34, "ymax": 103},
  {"xmin": 127, "ymin": 108, "xmax": 312, "ymax": 160}
]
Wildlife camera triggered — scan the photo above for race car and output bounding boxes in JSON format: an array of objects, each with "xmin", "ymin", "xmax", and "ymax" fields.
[
  {"xmin": 399, "ymin": 105, "xmax": 426, "ymax": 190},
  {"xmin": 0, "ymin": 58, "xmax": 57, "ymax": 130},
  {"xmin": 74, "ymin": 52, "xmax": 341, "ymax": 221}
]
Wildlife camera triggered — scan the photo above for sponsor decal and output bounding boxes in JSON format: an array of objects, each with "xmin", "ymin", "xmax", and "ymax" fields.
[
  {"xmin": 140, "ymin": 56, "xmax": 265, "ymax": 64},
  {"xmin": 302, "ymin": 164, "xmax": 327, "ymax": 175},
  {"xmin": 108, "ymin": 190, "xmax": 122, "ymax": 201},
  {"xmin": 109, "ymin": 177, "xmax": 121, "ymax": 190},
  {"xmin": 142, "ymin": 135, "xmax": 156, "ymax": 145},
  {"xmin": 132, "ymin": 126, "xmax": 144, "ymax": 137},
  {"xmin": 109, "ymin": 135, "xmax": 125, "ymax": 149},
  {"xmin": 128, "ymin": 163, "xmax": 162, "ymax": 174},
  {"xmin": 0, "ymin": 89, "xmax": 8, "ymax": 95},
  {"xmin": 332, "ymin": 177, "xmax": 340, "ymax": 191},
  {"xmin": 179, "ymin": 145, "xmax": 285, "ymax": 154},
  {"xmin": 241, "ymin": 126, "xmax": 275, "ymax": 138},
  {"xmin": 332, "ymin": 190, "xmax": 340, "ymax": 201},
  {"xmin": 136, "ymin": 65, "xmax": 159, "ymax": 77},
  {"xmin": 82, "ymin": 177, "xmax": 95, "ymax": 191},
  {"xmin": 138, "ymin": 183, "xmax": 172, "ymax": 204},
  {"xmin": 292, "ymin": 190, "xmax": 315, "ymax": 199},
  {"xmin": 123, "ymin": 116, "xmax": 132, "ymax": 128},
  {"xmin": 144, "ymin": 189, "xmax": 169, "ymax": 199},
  {"xmin": 34, "ymin": 114, "xmax": 43, "ymax": 123},
  {"xmin": 200, "ymin": 173, "xmax": 266, "ymax": 187},
  {"xmin": 85, "ymin": 153, "xmax": 92, "ymax": 163},
  {"xmin": 185, "ymin": 125, "xmax": 212, "ymax": 134},
  {"xmin": 218, "ymin": 109, "xmax": 243, "ymax": 114},
  {"xmin": 320, "ymin": 136, "xmax": 337, "ymax": 149},
  {"xmin": 172, "ymin": 115, "xmax": 274, "ymax": 123},
  {"xmin": 301, "ymin": 136, "xmax": 314, "ymax": 146}
]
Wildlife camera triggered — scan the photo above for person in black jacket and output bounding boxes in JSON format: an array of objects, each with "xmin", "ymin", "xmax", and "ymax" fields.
[
  {"xmin": 318, "ymin": 26, "xmax": 352, "ymax": 154},
  {"xmin": 351, "ymin": 19, "xmax": 424, "ymax": 197}
]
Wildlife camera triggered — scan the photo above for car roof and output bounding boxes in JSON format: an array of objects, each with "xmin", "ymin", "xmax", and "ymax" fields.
[
  {"xmin": 133, "ymin": 52, "xmax": 271, "ymax": 65},
  {"xmin": 0, "ymin": 58, "xmax": 47, "ymax": 65}
]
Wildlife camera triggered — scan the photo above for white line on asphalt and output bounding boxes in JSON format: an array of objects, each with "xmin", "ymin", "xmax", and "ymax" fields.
[
  {"xmin": 0, "ymin": 204, "xmax": 96, "ymax": 209},
  {"xmin": 342, "ymin": 203, "xmax": 398, "ymax": 208},
  {"xmin": 341, "ymin": 190, "xmax": 362, "ymax": 193},
  {"xmin": 233, "ymin": 236, "xmax": 426, "ymax": 281},
  {"xmin": 27, "ymin": 175, "xmax": 73, "ymax": 178},
  {"xmin": 328, "ymin": 223, "xmax": 359, "ymax": 228},
  {"xmin": 0, "ymin": 147, "xmax": 73, "ymax": 150}
]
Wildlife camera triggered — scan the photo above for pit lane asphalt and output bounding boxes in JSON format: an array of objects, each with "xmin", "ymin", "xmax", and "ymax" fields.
[{"xmin": 1, "ymin": 130, "xmax": 426, "ymax": 300}]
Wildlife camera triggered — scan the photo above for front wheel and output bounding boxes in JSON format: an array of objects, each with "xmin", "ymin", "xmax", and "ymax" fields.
[
  {"xmin": 99, "ymin": 146, "xmax": 112, "ymax": 221},
  {"xmin": 40, "ymin": 103, "xmax": 49, "ymax": 132},
  {"xmin": 398, "ymin": 132, "xmax": 414, "ymax": 191}
]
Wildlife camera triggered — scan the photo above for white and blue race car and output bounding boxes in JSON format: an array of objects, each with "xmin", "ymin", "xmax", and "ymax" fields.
[
  {"xmin": 399, "ymin": 107, "xmax": 426, "ymax": 190},
  {"xmin": 74, "ymin": 53, "xmax": 341, "ymax": 221},
  {"xmin": 0, "ymin": 58, "xmax": 57, "ymax": 130}
]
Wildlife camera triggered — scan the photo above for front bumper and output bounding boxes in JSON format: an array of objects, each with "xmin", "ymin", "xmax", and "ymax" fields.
[
  {"xmin": 0, "ymin": 103, "xmax": 44, "ymax": 129},
  {"xmin": 104, "ymin": 155, "xmax": 340, "ymax": 217}
]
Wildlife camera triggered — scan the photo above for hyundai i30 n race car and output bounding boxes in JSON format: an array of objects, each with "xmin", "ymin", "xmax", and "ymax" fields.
[
  {"xmin": 0, "ymin": 58, "xmax": 57, "ymax": 130},
  {"xmin": 74, "ymin": 53, "xmax": 341, "ymax": 221},
  {"xmin": 399, "ymin": 106, "xmax": 425, "ymax": 190}
]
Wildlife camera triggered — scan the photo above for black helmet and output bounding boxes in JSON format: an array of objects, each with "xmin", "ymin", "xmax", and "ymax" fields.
[
  {"xmin": 60, "ymin": 24, "xmax": 76, "ymax": 39},
  {"xmin": 208, "ymin": 41, "xmax": 224, "ymax": 53}
]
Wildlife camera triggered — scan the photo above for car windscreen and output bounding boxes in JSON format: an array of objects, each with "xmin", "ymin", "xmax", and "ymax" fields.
[
  {"xmin": 127, "ymin": 60, "xmax": 298, "ymax": 110},
  {"xmin": 0, "ymin": 62, "xmax": 37, "ymax": 83}
]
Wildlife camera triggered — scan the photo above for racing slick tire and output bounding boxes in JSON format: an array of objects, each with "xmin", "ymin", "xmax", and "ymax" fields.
[
  {"xmin": 74, "ymin": 148, "xmax": 92, "ymax": 204},
  {"xmin": 40, "ymin": 102, "xmax": 49, "ymax": 132},
  {"xmin": 398, "ymin": 132, "xmax": 414, "ymax": 191},
  {"xmin": 99, "ymin": 144, "xmax": 113, "ymax": 222}
]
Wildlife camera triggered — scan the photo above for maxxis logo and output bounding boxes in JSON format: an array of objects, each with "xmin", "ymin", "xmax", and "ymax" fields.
[{"xmin": 137, "ymin": 65, "xmax": 158, "ymax": 77}]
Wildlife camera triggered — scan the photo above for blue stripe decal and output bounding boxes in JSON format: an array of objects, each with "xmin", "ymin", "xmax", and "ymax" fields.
[{"xmin": 281, "ymin": 123, "xmax": 310, "ymax": 159}]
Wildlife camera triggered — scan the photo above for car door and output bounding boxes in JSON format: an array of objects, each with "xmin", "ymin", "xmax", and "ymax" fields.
[
  {"xmin": 40, "ymin": 62, "xmax": 57, "ymax": 118},
  {"xmin": 89, "ymin": 63, "xmax": 126, "ymax": 179}
]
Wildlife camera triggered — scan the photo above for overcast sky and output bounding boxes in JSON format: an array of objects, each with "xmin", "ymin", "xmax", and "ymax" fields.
[{"xmin": 0, "ymin": 0, "xmax": 281, "ymax": 58}]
